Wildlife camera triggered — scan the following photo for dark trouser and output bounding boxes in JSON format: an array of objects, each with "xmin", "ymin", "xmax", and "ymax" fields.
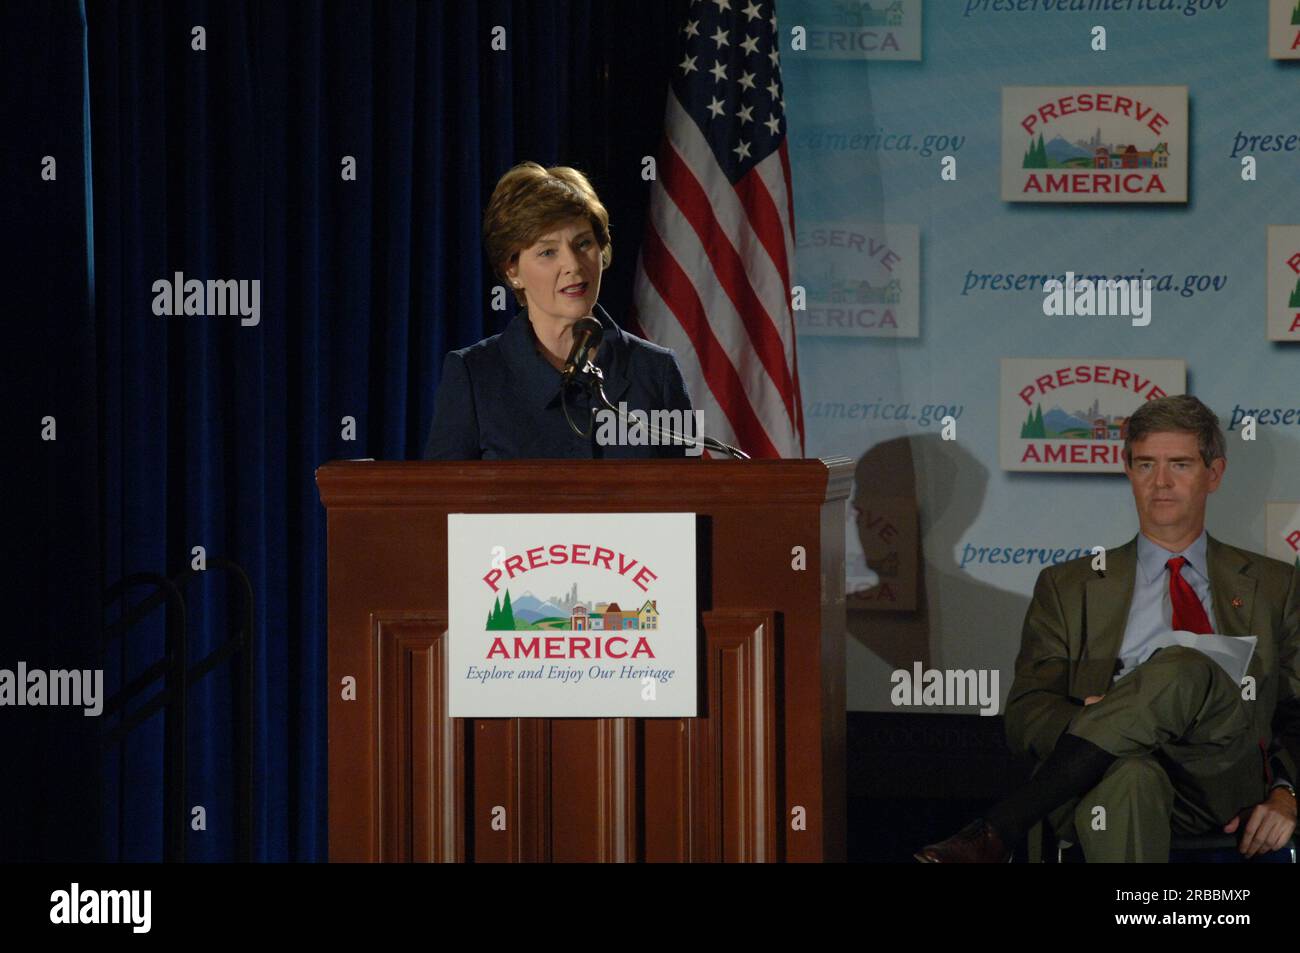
[{"xmin": 1045, "ymin": 645, "xmax": 1264, "ymax": 862}]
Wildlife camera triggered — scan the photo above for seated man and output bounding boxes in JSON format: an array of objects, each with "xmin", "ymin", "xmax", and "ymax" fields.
[{"xmin": 917, "ymin": 394, "xmax": 1299, "ymax": 862}]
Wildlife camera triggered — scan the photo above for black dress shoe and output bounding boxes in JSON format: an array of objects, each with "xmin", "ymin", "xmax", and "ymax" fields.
[{"xmin": 914, "ymin": 819, "xmax": 1011, "ymax": 863}]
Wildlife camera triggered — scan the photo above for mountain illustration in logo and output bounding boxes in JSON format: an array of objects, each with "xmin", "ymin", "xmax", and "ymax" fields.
[
  {"xmin": 1044, "ymin": 135, "xmax": 1091, "ymax": 165},
  {"xmin": 510, "ymin": 592, "xmax": 567, "ymax": 624}
]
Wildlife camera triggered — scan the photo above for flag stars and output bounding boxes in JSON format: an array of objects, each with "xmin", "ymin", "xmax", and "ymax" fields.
[{"xmin": 676, "ymin": 8, "xmax": 785, "ymax": 178}]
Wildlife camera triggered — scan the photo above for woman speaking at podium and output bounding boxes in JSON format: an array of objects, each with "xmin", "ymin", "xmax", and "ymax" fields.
[{"xmin": 422, "ymin": 161, "xmax": 694, "ymax": 460}]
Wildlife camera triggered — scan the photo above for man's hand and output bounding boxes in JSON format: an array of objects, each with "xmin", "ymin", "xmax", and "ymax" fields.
[
  {"xmin": 1083, "ymin": 695, "xmax": 1104, "ymax": 706},
  {"xmin": 1223, "ymin": 788, "xmax": 1298, "ymax": 857}
]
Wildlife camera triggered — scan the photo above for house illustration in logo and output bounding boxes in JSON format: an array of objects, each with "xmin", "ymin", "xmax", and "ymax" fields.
[
  {"xmin": 1091, "ymin": 417, "xmax": 1130, "ymax": 440},
  {"xmin": 637, "ymin": 600, "xmax": 659, "ymax": 629},
  {"xmin": 1092, "ymin": 142, "xmax": 1168, "ymax": 169},
  {"xmin": 833, "ymin": 0, "xmax": 904, "ymax": 27}
]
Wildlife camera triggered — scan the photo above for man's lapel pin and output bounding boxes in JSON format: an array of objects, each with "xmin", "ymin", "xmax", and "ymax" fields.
[{"xmin": 1231, "ymin": 597, "xmax": 1244, "ymax": 609}]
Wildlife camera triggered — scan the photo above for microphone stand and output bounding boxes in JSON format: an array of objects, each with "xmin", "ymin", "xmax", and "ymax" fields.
[{"xmin": 562, "ymin": 357, "xmax": 751, "ymax": 460}]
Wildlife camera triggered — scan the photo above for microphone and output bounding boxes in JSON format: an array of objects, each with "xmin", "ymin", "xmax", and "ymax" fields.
[
  {"xmin": 555, "ymin": 313, "xmax": 751, "ymax": 459},
  {"xmin": 562, "ymin": 315, "xmax": 604, "ymax": 381}
]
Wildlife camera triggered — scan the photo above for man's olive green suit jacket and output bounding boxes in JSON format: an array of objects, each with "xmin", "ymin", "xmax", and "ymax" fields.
[{"xmin": 1005, "ymin": 534, "xmax": 1300, "ymax": 787}]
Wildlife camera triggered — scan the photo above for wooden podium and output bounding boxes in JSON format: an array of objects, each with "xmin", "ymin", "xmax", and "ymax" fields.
[{"xmin": 316, "ymin": 458, "xmax": 851, "ymax": 862}]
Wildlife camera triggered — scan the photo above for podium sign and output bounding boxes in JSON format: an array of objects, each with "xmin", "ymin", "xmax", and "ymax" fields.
[{"xmin": 447, "ymin": 512, "xmax": 697, "ymax": 717}]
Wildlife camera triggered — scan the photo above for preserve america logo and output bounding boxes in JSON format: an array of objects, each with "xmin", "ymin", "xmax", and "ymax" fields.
[
  {"xmin": 447, "ymin": 513, "xmax": 697, "ymax": 717},
  {"xmin": 1267, "ymin": 226, "xmax": 1300, "ymax": 341},
  {"xmin": 795, "ymin": 223, "xmax": 920, "ymax": 338},
  {"xmin": 1001, "ymin": 86, "xmax": 1188, "ymax": 203},
  {"xmin": 1269, "ymin": 0, "xmax": 1300, "ymax": 59},
  {"xmin": 999, "ymin": 357, "xmax": 1186, "ymax": 472},
  {"xmin": 798, "ymin": 0, "xmax": 922, "ymax": 61}
]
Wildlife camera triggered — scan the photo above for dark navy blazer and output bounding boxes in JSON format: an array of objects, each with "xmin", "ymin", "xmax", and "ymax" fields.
[{"xmin": 422, "ymin": 303, "xmax": 694, "ymax": 460}]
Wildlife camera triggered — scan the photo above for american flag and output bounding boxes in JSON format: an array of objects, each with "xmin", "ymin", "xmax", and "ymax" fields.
[{"xmin": 632, "ymin": 0, "xmax": 804, "ymax": 458}]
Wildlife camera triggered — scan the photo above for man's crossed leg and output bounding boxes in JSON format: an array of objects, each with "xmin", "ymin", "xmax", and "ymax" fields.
[{"xmin": 916, "ymin": 645, "xmax": 1261, "ymax": 862}]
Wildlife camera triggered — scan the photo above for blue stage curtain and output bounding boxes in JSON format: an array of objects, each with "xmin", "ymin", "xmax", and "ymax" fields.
[
  {"xmin": 1, "ymin": 0, "xmax": 102, "ymax": 864},
  {"xmin": 3, "ymin": 0, "xmax": 686, "ymax": 861}
]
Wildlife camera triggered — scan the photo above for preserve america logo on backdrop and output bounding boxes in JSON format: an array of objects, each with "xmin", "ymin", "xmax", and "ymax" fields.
[
  {"xmin": 447, "ymin": 513, "xmax": 697, "ymax": 717},
  {"xmin": 795, "ymin": 223, "xmax": 920, "ymax": 338},
  {"xmin": 847, "ymin": 494, "xmax": 919, "ymax": 611},
  {"xmin": 1266, "ymin": 503, "xmax": 1300, "ymax": 568},
  {"xmin": 1269, "ymin": 0, "xmax": 1300, "ymax": 59},
  {"xmin": 1001, "ymin": 86, "xmax": 1188, "ymax": 203},
  {"xmin": 796, "ymin": 0, "xmax": 922, "ymax": 61},
  {"xmin": 999, "ymin": 358, "xmax": 1186, "ymax": 472},
  {"xmin": 1267, "ymin": 225, "xmax": 1300, "ymax": 341}
]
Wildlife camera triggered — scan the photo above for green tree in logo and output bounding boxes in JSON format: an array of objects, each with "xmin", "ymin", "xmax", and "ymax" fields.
[
  {"xmin": 486, "ymin": 591, "xmax": 517, "ymax": 630},
  {"xmin": 1022, "ymin": 133, "xmax": 1048, "ymax": 169},
  {"xmin": 1289, "ymin": 277, "xmax": 1300, "ymax": 308},
  {"xmin": 1020, "ymin": 403, "xmax": 1046, "ymax": 439},
  {"xmin": 1292, "ymin": 0, "xmax": 1300, "ymax": 25}
]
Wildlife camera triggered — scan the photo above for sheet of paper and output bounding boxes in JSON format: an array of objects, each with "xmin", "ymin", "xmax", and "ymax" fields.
[{"xmin": 1136, "ymin": 631, "xmax": 1257, "ymax": 686}]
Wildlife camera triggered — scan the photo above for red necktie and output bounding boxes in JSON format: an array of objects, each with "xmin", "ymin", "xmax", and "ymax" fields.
[{"xmin": 1167, "ymin": 556, "xmax": 1213, "ymax": 634}]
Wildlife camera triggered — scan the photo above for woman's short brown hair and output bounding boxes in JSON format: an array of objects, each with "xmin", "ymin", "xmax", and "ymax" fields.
[{"xmin": 482, "ymin": 162, "xmax": 612, "ymax": 306}]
